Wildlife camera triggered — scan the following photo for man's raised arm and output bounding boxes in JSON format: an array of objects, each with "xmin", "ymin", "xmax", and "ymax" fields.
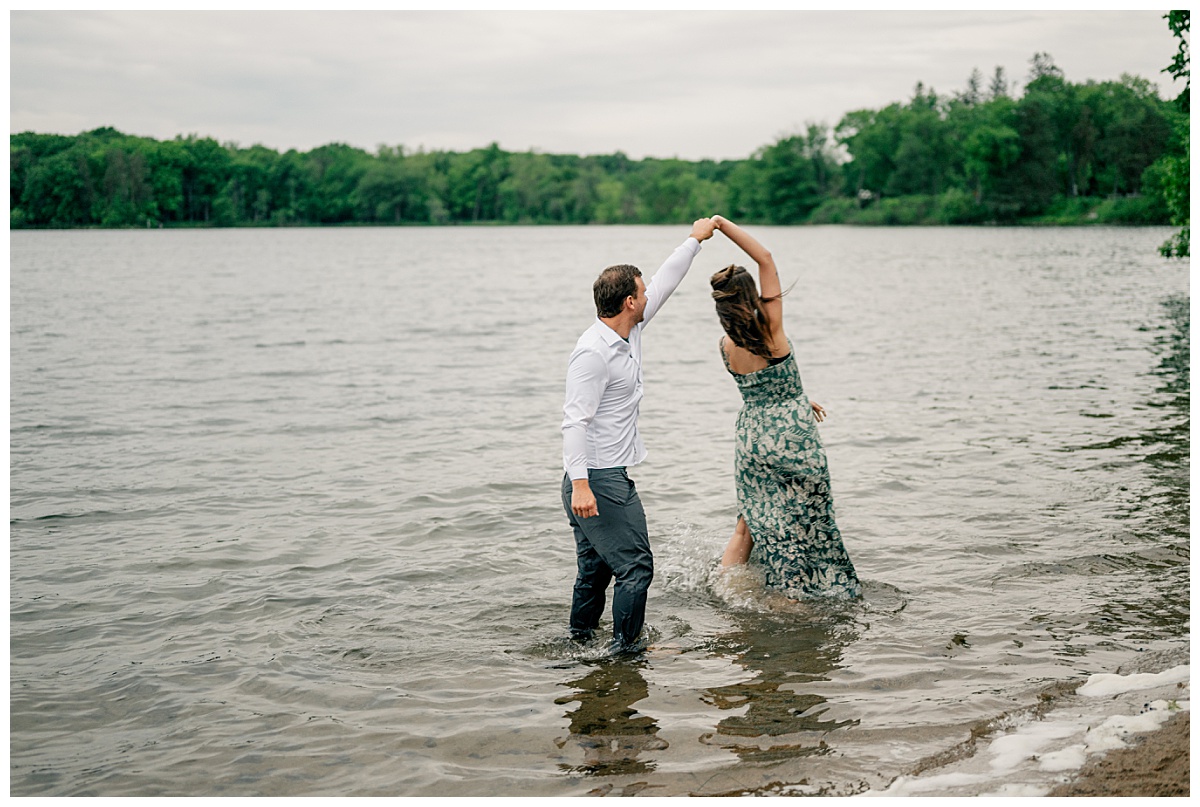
[{"xmin": 641, "ymin": 218, "xmax": 717, "ymax": 327}]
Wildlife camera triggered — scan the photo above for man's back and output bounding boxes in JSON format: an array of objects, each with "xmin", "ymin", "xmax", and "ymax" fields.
[{"xmin": 558, "ymin": 220, "xmax": 716, "ymax": 653}]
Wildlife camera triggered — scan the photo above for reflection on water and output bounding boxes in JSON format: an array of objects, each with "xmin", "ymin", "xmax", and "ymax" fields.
[
  {"xmin": 1017, "ymin": 293, "xmax": 1195, "ymax": 648},
  {"xmin": 702, "ymin": 607, "xmax": 857, "ymax": 764},
  {"xmin": 554, "ymin": 661, "xmax": 666, "ymax": 776},
  {"xmin": 1143, "ymin": 294, "xmax": 1189, "ymax": 530},
  {"xmin": 1092, "ymin": 293, "xmax": 1190, "ymax": 639},
  {"xmin": 552, "ymin": 603, "xmax": 860, "ymax": 779}
]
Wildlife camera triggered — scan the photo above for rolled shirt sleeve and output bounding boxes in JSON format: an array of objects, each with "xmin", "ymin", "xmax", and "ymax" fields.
[{"xmin": 562, "ymin": 347, "xmax": 607, "ymax": 480}]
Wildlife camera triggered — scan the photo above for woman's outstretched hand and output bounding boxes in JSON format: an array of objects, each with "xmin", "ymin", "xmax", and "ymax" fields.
[{"xmin": 811, "ymin": 401, "xmax": 826, "ymax": 422}]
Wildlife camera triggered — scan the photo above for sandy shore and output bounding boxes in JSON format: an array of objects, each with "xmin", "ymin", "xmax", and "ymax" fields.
[
  {"xmin": 861, "ymin": 647, "xmax": 1190, "ymax": 797},
  {"xmin": 1048, "ymin": 710, "xmax": 1189, "ymax": 797}
]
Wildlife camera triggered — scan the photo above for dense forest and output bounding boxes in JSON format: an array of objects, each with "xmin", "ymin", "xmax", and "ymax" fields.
[{"xmin": 11, "ymin": 48, "xmax": 1189, "ymax": 237}]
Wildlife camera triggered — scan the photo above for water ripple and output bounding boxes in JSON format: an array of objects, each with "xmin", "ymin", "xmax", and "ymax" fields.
[{"xmin": 9, "ymin": 226, "xmax": 1188, "ymax": 796}]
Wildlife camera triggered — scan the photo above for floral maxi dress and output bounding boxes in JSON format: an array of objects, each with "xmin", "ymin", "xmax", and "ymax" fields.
[{"xmin": 721, "ymin": 339, "xmax": 860, "ymax": 599}]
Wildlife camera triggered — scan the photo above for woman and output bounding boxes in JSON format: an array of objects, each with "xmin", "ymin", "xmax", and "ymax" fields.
[{"xmin": 710, "ymin": 215, "xmax": 860, "ymax": 599}]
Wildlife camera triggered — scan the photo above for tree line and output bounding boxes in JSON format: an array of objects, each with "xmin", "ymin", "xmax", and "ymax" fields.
[{"xmin": 10, "ymin": 52, "xmax": 1188, "ymax": 233}]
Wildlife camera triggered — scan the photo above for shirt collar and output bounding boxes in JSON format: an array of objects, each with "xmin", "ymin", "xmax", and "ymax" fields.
[{"xmin": 594, "ymin": 318, "xmax": 629, "ymax": 347}]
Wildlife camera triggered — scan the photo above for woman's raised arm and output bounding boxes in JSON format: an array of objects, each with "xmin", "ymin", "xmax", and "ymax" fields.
[
  {"xmin": 713, "ymin": 215, "xmax": 785, "ymax": 338},
  {"xmin": 713, "ymin": 215, "xmax": 780, "ymax": 297}
]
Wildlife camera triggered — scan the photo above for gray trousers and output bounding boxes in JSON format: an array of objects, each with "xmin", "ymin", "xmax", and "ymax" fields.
[{"xmin": 561, "ymin": 468, "xmax": 653, "ymax": 649}]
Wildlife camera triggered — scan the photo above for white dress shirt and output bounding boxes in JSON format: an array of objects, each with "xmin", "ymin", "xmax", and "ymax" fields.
[{"xmin": 562, "ymin": 237, "xmax": 702, "ymax": 480}]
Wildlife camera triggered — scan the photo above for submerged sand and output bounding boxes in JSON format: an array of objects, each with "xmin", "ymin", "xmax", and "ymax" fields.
[{"xmin": 1049, "ymin": 710, "xmax": 1189, "ymax": 797}]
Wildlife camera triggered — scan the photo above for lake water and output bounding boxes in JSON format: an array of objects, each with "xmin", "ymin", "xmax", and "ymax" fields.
[{"xmin": 9, "ymin": 225, "xmax": 1189, "ymax": 796}]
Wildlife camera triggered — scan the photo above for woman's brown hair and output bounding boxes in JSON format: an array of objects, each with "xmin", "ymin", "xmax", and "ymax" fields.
[{"xmin": 710, "ymin": 264, "xmax": 782, "ymax": 359}]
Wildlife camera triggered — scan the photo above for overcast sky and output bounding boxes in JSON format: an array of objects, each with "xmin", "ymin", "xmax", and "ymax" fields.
[{"xmin": 10, "ymin": 9, "xmax": 1185, "ymax": 161}]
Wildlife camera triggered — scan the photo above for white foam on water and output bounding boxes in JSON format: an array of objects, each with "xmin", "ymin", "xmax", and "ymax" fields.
[
  {"xmin": 859, "ymin": 664, "xmax": 1190, "ymax": 797},
  {"xmin": 654, "ymin": 521, "xmax": 808, "ymax": 614},
  {"xmin": 1077, "ymin": 665, "xmax": 1190, "ymax": 697},
  {"xmin": 653, "ymin": 522, "xmax": 728, "ymax": 597}
]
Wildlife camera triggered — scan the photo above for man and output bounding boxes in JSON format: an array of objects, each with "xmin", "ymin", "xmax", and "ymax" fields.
[{"xmin": 561, "ymin": 218, "xmax": 717, "ymax": 652}]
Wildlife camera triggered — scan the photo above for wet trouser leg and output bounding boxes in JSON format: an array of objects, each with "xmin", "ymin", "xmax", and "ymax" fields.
[{"xmin": 562, "ymin": 469, "xmax": 654, "ymax": 650}]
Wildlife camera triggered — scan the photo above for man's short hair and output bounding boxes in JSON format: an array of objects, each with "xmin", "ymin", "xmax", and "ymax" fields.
[{"xmin": 593, "ymin": 264, "xmax": 642, "ymax": 318}]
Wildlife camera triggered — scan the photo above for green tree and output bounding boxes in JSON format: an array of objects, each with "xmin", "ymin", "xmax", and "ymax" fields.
[
  {"xmin": 887, "ymin": 84, "xmax": 954, "ymax": 197},
  {"xmin": 99, "ymin": 146, "xmax": 154, "ymax": 226},
  {"xmin": 19, "ymin": 144, "xmax": 97, "ymax": 226},
  {"xmin": 593, "ymin": 177, "xmax": 633, "ymax": 223},
  {"xmin": 836, "ymin": 104, "xmax": 904, "ymax": 198},
  {"xmin": 146, "ymin": 138, "xmax": 189, "ymax": 223},
  {"xmin": 352, "ymin": 147, "xmax": 432, "ymax": 224},
  {"xmin": 988, "ymin": 65, "xmax": 1010, "ymax": 100},
  {"xmin": 176, "ymin": 136, "xmax": 231, "ymax": 223},
  {"xmin": 298, "ymin": 143, "xmax": 371, "ymax": 223},
  {"xmin": 1008, "ymin": 55, "xmax": 1074, "ymax": 213},
  {"xmin": 11, "ymin": 132, "xmax": 76, "ymax": 223},
  {"xmin": 957, "ymin": 68, "xmax": 984, "ymax": 106},
  {"xmin": 724, "ymin": 129, "xmax": 830, "ymax": 224},
  {"xmin": 1160, "ymin": 10, "xmax": 1189, "ymax": 257},
  {"xmin": 9, "ymin": 75, "xmax": 1185, "ymax": 233},
  {"xmin": 446, "ymin": 143, "xmax": 508, "ymax": 222},
  {"xmin": 956, "ymin": 97, "xmax": 1020, "ymax": 207},
  {"xmin": 496, "ymin": 151, "xmax": 568, "ymax": 222},
  {"xmin": 1084, "ymin": 76, "xmax": 1174, "ymax": 197},
  {"xmin": 267, "ymin": 149, "xmax": 311, "ymax": 225}
]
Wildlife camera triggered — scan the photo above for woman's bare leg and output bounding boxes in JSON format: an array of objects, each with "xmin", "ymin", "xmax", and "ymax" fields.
[{"xmin": 720, "ymin": 516, "xmax": 753, "ymax": 567}]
